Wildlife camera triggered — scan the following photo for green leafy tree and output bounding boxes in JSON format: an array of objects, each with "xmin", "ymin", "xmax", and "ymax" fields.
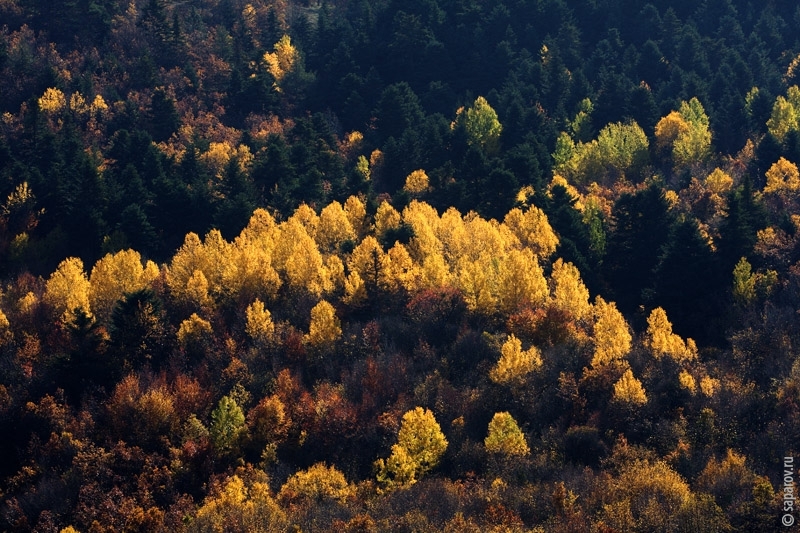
[{"xmin": 210, "ymin": 395, "xmax": 248, "ymax": 456}]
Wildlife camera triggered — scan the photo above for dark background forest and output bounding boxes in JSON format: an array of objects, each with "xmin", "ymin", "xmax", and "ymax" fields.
[{"xmin": 1, "ymin": 0, "xmax": 800, "ymax": 531}]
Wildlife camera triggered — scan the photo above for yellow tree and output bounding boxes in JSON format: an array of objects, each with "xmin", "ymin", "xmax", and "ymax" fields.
[
  {"xmin": 705, "ymin": 168, "xmax": 734, "ymax": 195},
  {"xmin": 503, "ymin": 206, "xmax": 559, "ymax": 259},
  {"xmin": 245, "ymin": 299, "xmax": 274, "ymax": 344},
  {"xmin": 316, "ymin": 200, "xmax": 356, "ymax": 253},
  {"xmin": 496, "ymin": 248, "xmax": 549, "ymax": 313},
  {"xmin": 89, "ymin": 249, "xmax": 160, "ymax": 323},
  {"xmin": 305, "ymin": 300, "xmax": 341, "ymax": 348},
  {"xmin": 274, "ymin": 218, "xmax": 327, "ymax": 296},
  {"xmin": 489, "ymin": 334, "xmax": 542, "ymax": 385},
  {"xmin": 764, "ymin": 157, "xmax": 800, "ymax": 194},
  {"xmin": 386, "ymin": 242, "xmax": 421, "ymax": 292},
  {"xmin": 376, "ymin": 407, "xmax": 448, "ymax": 488},
  {"xmin": 484, "ymin": 412, "xmax": 530, "ymax": 456},
  {"xmin": 343, "ymin": 195, "xmax": 368, "ymax": 238},
  {"xmin": 44, "ymin": 257, "xmax": 91, "ymax": 323},
  {"xmin": 347, "ymin": 235, "xmax": 392, "ymax": 292},
  {"xmin": 38, "ymin": 87, "xmax": 66, "ymax": 114},
  {"xmin": 278, "ymin": 463, "xmax": 354, "ymax": 504},
  {"xmin": 263, "ymin": 35, "xmax": 299, "ymax": 90},
  {"xmin": 456, "ymin": 253, "xmax": 498, "ymax": 313},
  {"xmin": 550, "ymin": 258, "xmax": 591, "ymax": 321},
  {"xmin": 177, "ymin": 313, "xmax": 213, "ymax": 351},
  {"xmin": 645, "ymin": 307, "xmax": 698, "ymax": 362},
  {"xmin": 612, "ymin": 368, "xmax": 647, "ymax": 405},
  {"xmin": 374, "ymin": 200, "xmax": 402, "ymax": 241},
  {"xmin": 233, "ymin": 209, "xmax": 282, "ymax": 302},
  {"xmin": 592, "ymin": 296, "xmax": 632, "ymax": 367},
  {"xmin": 766, "ymin": 86, "xmax": 800, "ymax": 142},
  {"xmin": 404, "ymin": 169, "xmax": 430, "ymax": 196},
  {"xmin": 191, "ymin": 473, "xmax": 287, "ymax": 533}
]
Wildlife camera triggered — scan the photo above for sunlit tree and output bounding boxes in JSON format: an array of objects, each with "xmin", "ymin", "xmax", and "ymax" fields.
[
  {"xmin": 305, "ymin": 300, "xmax": 341, "ymax": 348},
  {"xmin": 376, "ymin": 407, "xmax": 448, "ymax": 488},
  {"xmin": 592, "ymin": 296, "xmax": 631, "ymax": 367},
  {"xmin": 502, "ymin": 206, "xmax": 559, "ymax": 259},
  {"xmin": 489, "ymin": 334, "xmax": 542, "ymax": 385},
  {"xmin": 612, "ymin": 369, "xmax": 647, "ymax": 405},
  {"xmin": 484, "ymin": 412, "xmax": 530, "ymax": 456},
  {"xmin": 191, "ymin": 473, "xmax": 287, "ymax": 533},
  {"xmin": 550, "ymin": 258, "xmax": 591, "ymax": 321},
  {"xmin": 44, "ymin": 257, "xmax": 91, "ymax": 323},
  {"xmin": 645, "ymin": 307, "xmax": 698, "ymax": 362},
  {"xmin": 245, "ymin": 299, "xmax": 274, "ymax": 344},
  {"xmin": 89, "ymin": 249, "xmax": 160, "ymax": 323},
  {"xmin": 278, "ymin": 463, "xmax": 354, "ymax": 504}
]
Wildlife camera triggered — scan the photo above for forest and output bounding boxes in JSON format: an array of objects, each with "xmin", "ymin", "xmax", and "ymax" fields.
[{"xmin": 0, "ymin": 0, "xmax": 800, "ymax": 531}]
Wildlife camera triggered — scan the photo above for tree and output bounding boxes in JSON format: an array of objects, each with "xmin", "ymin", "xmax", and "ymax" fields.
[
  {"xmin": 454, "ymin": 96, "xmax": 503, "ymax": 154},
  {"xmin": 764, "ymin": 156, "xmax": 800, "ymax": 193},
  {"xmin": 502, "ymin": 206, "xmax": 559, "ymax": 259},
  {"xmin": 263, "ymin": 35, "xmax": 299, "ymax": 91},
  {"xmin": 278, "ymin": 463, "xmax": 354, "ymax": 505},
  {"xmin": 89, "ymin": 249, "xmax": 159, "ymax": 323},
  {"xmin": 245, "ymin": 299, "xmax": 274, "ymax": 345},
  {"xmin": 732, "ymin": 257, "xmax": 756, "ymax": 306},
  {"xmin": 44, "ymin": 257, "xmax": 91, "ymax": 323},
  {"xmin": 489, "ymin": 334, "xmax": 542, "ymax": 385},
  {"xmin": 655, "ymin": 98, "xmax": 712, "ymax": 171},
  {"xmin": 210, "ymin": 395, "xmax": 247, "ymax": 456},
  {"xmin": 403, "ymin": 169, "xmax": 429, "ymax": 196},
  {"xmin": 645, "ymin": 307, "xmax": 698, "ymax": 362},
  {"xmin": 550, "ymin": 258, "xmax": 591, "ymax": 322},
  {"xmin": 191, "ymin": 473, "xmax": 287, "ymax": 533},
  {"xmin": 316, "ymin": 200, "xmax": 356, "ymax": 253},
  {"xmin": 592, "ymin": 296, "xmax": 631, "ymax": 367},
  {"xmin": 305, "ymin": 300, "xmax": 341, "ymax": 348},
  {"xmin": 484, "ymin": 412, "xmax": 530, "ymax": 456},
  {"xmin": 375, "ymin": 407, "xmax": 448, "ymax": 488},
  {"xmin": 612, "ymin": 369, "xmax": 647, "ymax": 405}
]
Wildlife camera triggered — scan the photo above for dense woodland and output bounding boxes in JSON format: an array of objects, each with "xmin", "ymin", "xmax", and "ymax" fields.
[{"xmin": 1, "ymin": 0, "xmax": 800, "ymax": 531}]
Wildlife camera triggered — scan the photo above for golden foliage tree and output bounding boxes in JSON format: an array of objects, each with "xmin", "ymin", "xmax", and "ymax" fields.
[
  {"xmin": 489, "ymin": 334, "xmax": 542, "ymax": 385},
  {"xmin": 496, "ymin": 248, "xmax": 549, "ymax": 313},
  {"xmin": 645, "ymin": 307, "xmax": 698, "ymax": 362},
  {"xmin": 245, "ymin": 298, "xmax": 274, "ymax": 344},
  {"xmin": 374, "ymin": 200, "xmax": 402, "ymax": 241},
  {"xmin": 764, "ymin": 156, "xmax": 800, "ymax": 194},
  {"xmin": 484, "ymin": 412, "xmax": 530, "ymax": 456},
  {"xmin": 550, "ymin": 258, "xmax": 591, "ymax": 321},
  {"xmin": 263, "ymin": 35, "xmax": 299, "ymax": 90},
  {"xmin": 612, "ymin": 369, "xmax": 648, "ymax": 405},
  {"xmin": 278, "ymin": 463, "xmax": 354, "ymax": 504},
  {"xmin": 305, "ymin": 300, "xmax": 341, "ymax": 347},
  {"xmin": 191, "ymin": 473, "xmax": 287, "ymax": 533},
  {"xmin": 89, "ymin": 249, "xmax": 159, "ymax": 323},
  {"xmin": 403, "ymin": 169, "xmax": 430, "ymax": 196},
  {"xmin": 766, "ymin": 86, "xmax": 800, "ymax": 142},
  {"xmin": 376, "ymin": 407, "xmax": 448, "ymax": 488},
  {"xmin": 343, "ymin": 195, "xmax": 368, "ymax": 238},
  {"xmin": 592, "ymin": 296, "xmax": 631, "ymax": 367},
  {"xmin": 316, "ymin": 200, "xmax": 356, "ymax": 253},
  {"xmin": 177, "ymin": 313, "xmax": 213, "ymax": 354},
  {"xmin": 44, "ymin": 257, "xmax": 91, "ymax": 323},
  {"xmin": 38, "ymin": 87, "xmax": 66, "ymax": 114},
  {"xmin": 502, "ymin": 206, "xmax": 559, "ymax": 259}
]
